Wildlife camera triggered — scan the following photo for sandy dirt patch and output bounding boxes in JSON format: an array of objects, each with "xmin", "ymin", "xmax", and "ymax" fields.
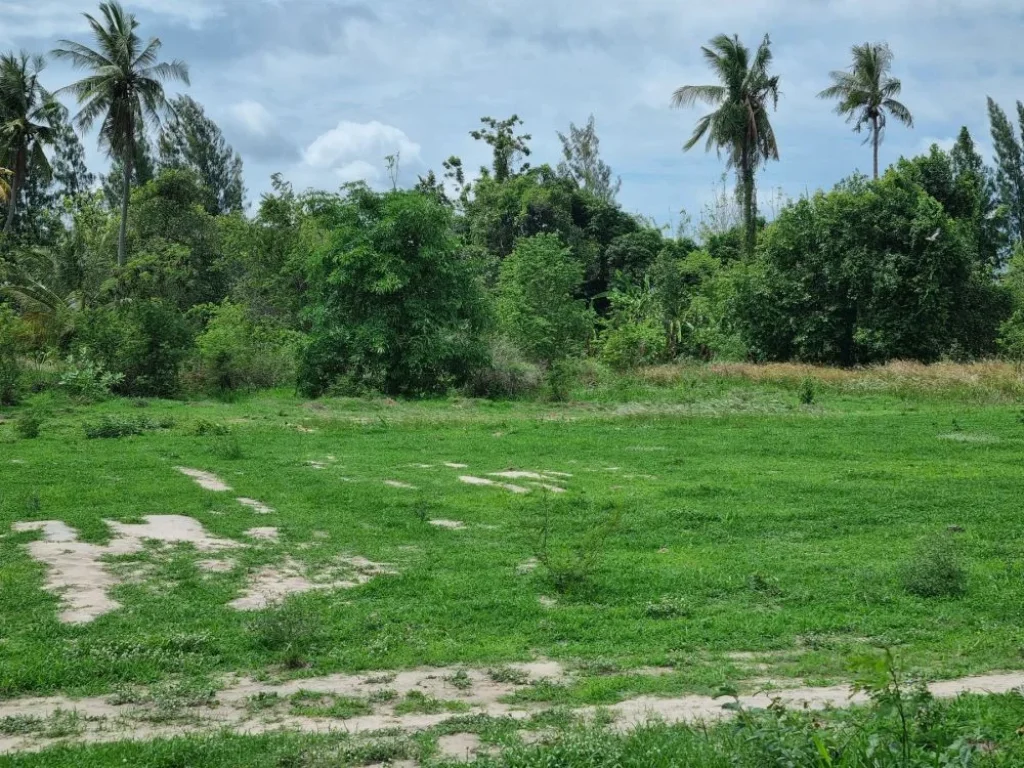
[
  {"xmin": 444, "ymin": 462, "xmax": 469, "ymax": 469},
  {"xmin": 528, "ymin": 483, "xmax": 566, "ymax": 493},
  {"xmin": 429, "ymin": 520, "xmax": 466, "ymax": 530},
  {"xmin": 244, "ymin": 527, "xmax": 279, "ymax": 542},
  {"xmin": 459, "ymin": 476, "xmax": 531, "ymax": 494},
  {"xmin": 12, "ymin": 516, "xmax": 238, "ymax": 623},
  {"xmin": 237, "ymin": 498, "xmax": 274, "ymax": 514},
  {"xmin": 197, "ymin": 558, "xmax": 237, "ymax": 574},
  {"xmin": 437, "ymin": 733, "xmax": 483, "ymax": 761},
  {"xmin": 229, "ymin": 556, "xmax": 396, "ymax": 610},
  {"xmin": 175, "ymin": 467, "xmax": 232, "ymax": 492},
  {"xmin": 384, "ymin": 480, "xmax": 417, "ymax": 490}
]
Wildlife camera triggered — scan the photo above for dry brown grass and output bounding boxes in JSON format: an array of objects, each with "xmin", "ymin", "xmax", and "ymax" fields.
[{"xmin": 636, "ymin": 360, "xmax": 1024, "ymax": 399}]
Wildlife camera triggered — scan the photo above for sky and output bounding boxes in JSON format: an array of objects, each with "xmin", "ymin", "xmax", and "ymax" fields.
[{"xmin": 4, "ymin": 0, "xmax": 1024, "ymax": 228}]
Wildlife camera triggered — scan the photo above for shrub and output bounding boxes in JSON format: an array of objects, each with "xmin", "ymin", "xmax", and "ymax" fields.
[
  {"xmin": 0, "ymin": 306, "xmax": 29, "ymax": 406},
  {"xmin": 191, "ymin": 301, "xmax": 302, "ymax": 392},
  {"xmin": 901, "ymin": 536, "xmax": 968, "ymax": 598},
  {"xmin": 468, "ymin": 337, "xmax": 543, "ymax": 399},
  {"xmin": 297, "ymin": 188, "xmax": 491, "ymax": 397},
  {"xmin": 58, "ymin": 351, "xmax": 124, "ymax": 402},
  {"xmin": 249, "ymin": 602, "xmax": 318, "ymax": 669},
  {"xmin": 600, "ymin": 320, "xmax": 667, "ymax": 371},
  {"xmin": 798, "ymin": 376, "xmax": 816, "ymax": 405},
  {"xmin": 14, "ymin": 412, "xmax": 42, "ymax": 440},
  {"xmin": 83, "ymin": 415, "xmax": 170, "ymax": 439},
  {"xmin": 498, "ymin": 233, "xmax": 594, "ymax": 365},
  {"xmin": 533, "ymin": 497, "xmax": 623, "ymax": 593}
]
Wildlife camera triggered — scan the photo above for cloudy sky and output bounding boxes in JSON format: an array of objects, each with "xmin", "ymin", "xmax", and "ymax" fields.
[{"xmin": 4, "ymin": 0, "xmax": 1023, "ymax": 227}]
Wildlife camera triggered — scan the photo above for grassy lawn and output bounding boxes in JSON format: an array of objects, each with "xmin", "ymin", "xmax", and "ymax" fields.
[{"xmin": 1, "ymin": 368, "xmax": 1024, "ymax": 762}]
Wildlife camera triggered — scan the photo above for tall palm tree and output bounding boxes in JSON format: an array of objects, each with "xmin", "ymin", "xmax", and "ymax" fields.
[
  {"xmin": 818, "ymin": 43, "xmax": 913, "ymax": 180},
  {"xmin": 0, "ymin": 52, "xmax": 60, "ymax": 235},
  {"xmin": 672, "ymin": 34, "xmax": 780, "ymax": 257},
  {"xmin": 0, "ymin": 168, "xmax": 11, "ymax": 204},
  {"xmin": 52, "ymin": 1, "xmax": 189, "ymax": 266}
]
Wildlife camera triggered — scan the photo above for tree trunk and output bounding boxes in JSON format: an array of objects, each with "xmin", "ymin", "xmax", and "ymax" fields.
[
  {"xmin": 117, "ymin": 140, "xmax": 133, "ymax": 267},
  {"xmin": 2, "ymin": 149, "xmax": 23, "ymax": 235},
  {"xmin": 741, "ymin": 147, "xmax": 756, "ymax": 257},
  {"xmin": 872, "ymin": 115, "xmax": 880, "ymax": 180}
]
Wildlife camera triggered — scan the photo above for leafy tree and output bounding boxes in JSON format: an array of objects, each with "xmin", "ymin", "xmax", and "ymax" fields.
[
  {"xmin": 556, "ymin": 115, "xmax": 621, "ymax": 203},
  {"xmin": 998, "ymin": 243, "xmax": 1024, "ymax": 359},
  {"xmin": 672, "ymin": 33, "xmax": 781, "ymax": 257},
  {"xmin": 987, "ymin": 97, "xmax": 1024, "ymax": 244},
  {"xmin": 53, "ymin": 0, "xmax": 190, "ymax": 266},
  {"xmin": 471, "ymin": 115, "xmax": 531, "ymax": 182},
  {"xmin": 743, "ymin": 171, "xmax": 1000, "ymax": 365},
  {"xmin": 0, "ymin": 51, "xmax": 60, "ymax": 235},
  {"xmin": 298, "ymin": 187, "xmax": 491, "ymax": 396},
  {"xmin": 819, "ymin": 43, "xmax": 913, "ymax": 180},
  {"xmin": 158, "ymin": 95, "xmax": 244, "ymax": 214},
  {"xmin": 497, "ymin": 233, "xmax": 593, "ymax": 365}
]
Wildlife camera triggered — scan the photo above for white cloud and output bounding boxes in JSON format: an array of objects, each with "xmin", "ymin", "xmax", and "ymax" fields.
[
  {"xmin": 229, "ymin": 101, "xmax": 277, "ymax": 137},
  {"xmin": 303, "ymin": 120, "xmax": 421, "ymax": 181}
]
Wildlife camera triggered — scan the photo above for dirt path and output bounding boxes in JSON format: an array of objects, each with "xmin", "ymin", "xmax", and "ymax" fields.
[{"xmin": 2, "ymin": 663, "xmax": 1023, "ymax": 756}]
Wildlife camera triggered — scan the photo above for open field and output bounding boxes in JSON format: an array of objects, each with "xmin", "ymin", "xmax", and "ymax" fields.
[{"xmin": 2, "ymin": 364, "xmax": 1024, "ymax": 764}]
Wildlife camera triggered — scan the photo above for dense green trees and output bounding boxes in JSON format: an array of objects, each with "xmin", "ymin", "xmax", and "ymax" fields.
[
  {"xmin": 672, "ymin": 34, "xmax": 780, "ymax": 257},
  {"xmin": 53, "ymin": 0, "xmax": 189, "ymax": 265},
  {"xmin": 819, "ymin": 43, "xmax": 913, "ymax": 179},
  {"xmin": 2, "ymin": 5, "xmax": 1023, "ymax": 403}
]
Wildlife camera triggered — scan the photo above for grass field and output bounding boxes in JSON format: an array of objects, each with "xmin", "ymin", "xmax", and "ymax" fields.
[{"xmin": 2, "ymin": 364, "xmax": 1024, "ymax": 764}]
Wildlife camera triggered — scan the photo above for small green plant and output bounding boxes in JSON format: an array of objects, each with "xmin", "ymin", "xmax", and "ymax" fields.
[
  {"xmin": 58, "ymin": 351, "xmax": 124, "ymax": 402},
  {"xmin": 249, "ymin": 602, "xmax": 317, "ymax": 669},
  {"xmin": 14, "ymin": 412, "xmax": 42, "ymax": 439},
  {"xmin": 644, "ymin": 596, "xmax": 693, "ymax": 619},
  {"xmin": 288, "ymin": 690, "xmax": 372, "ymax": 719},
  {"xmin": 534, "ymin": 498, "xmax": 623, "ymax": 593},
  {"xmin": 488, "ymin": 666, "xmax": 530, "ymax": 685},
  {"xmin": 445, "ymin": 669, "xmax": 473, "ymax": 691},
  {"xmin": 84, "ymin": 416, "xmax": 146, "ymax": 439},
  {"xmin": 192, "ymin": 419, "xmax": 229, "ymax": 437},
  {"xmin": 211, "ymin": 434, "xmax": 244, "ymax": 460},
  {"xmin": 798, "ymin": 376, "xmax": 816, "ymax": 405},
  {"xmin": 900, "ymin": 536, "xmax": 968, "ymax": 598},
  {"xmin": 393, "ymin": 691, "xmax": 469, "ymax": 715},
  {"xmin": 546, "ymin": 359, "xmax": 577, "ymax": 403}
]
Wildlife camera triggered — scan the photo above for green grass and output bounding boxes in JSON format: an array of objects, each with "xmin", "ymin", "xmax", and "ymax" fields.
[{"xmin": 2, "ymin": 375, "xmax": 1024, "ymax": 728}]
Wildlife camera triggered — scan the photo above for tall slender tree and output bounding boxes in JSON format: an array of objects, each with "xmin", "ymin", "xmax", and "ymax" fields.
[
  {"xmin": 556, "ymin": 115, "xmax": 621, "ymax": 203},
  {"xmin": 0, "ymin": 51, "xmax": 60, "ymax": 235},
  {"xmin": 52, "ymin": 1, "xmax": 189, "ymax": 266},
  {"xmin": 987, "ymin": 97, "xmax": 1024, "ymax": 244},
  {"xmin": 818, "ymin": 42, "xmax": 913, "ymax": 180},
  {"xmin": 671, "ymin": 33, "xmax": 781, "ymax": 257}
]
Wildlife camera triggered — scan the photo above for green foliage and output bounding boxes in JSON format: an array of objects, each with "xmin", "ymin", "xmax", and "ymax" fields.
[
  {"xmin": 297, "ymin": 188, "xmax": 491, "ymax": 397},
  {"xmin": 998, "ymin": 245, "xmax": 1024, "ymax": 360},
  {"xmin": 901, "ymin": 536, "xmax": 968, "ymax": 599},
  {"xmin": 248, "ymin": 602, "xmax": 318, "ymax": 670},
  {"xmin": 468, "ymin": 337, "xmax": 544, "ymax": 399},
  {"xmin": 76, "ymin": 299, "xmax": 194, "ymax": 397},
  {"xmin": 0, "ymin": 304, "xmax": 28, "ymax": 404},
  {"xmin": 470, "ymin": 114, "xmax": 532, "ymax": 183},
  {"xmin": 533, "ymin": 497, "xmax": 623, "ymax": 593},
  {"xmin": 798, "ymin": 376, "xmax": 815, "ymax": 405},
  {"xmin": 600, "ymin": 320, "xmax": 666, "ymax": 371},
  {"xmin": 14, "ymin": 411, "xmax": 41, "ymax": 439},
  {"xmin": 556, "ymin": 115, "xmax": 621, "ymax": 203},
  {"xmin": 191, "ymin": 301, "xmax": 302, "ymax": 393},
  {"xmin": 498, "ymin": 233, "xmax": 593, "ymax": 365},
  {"xmin": 57, "ymin": 350, "xmax": 122, "ymax": 402},
  {"xmin": 745, "ymin": 171, "xmax": 996, "ymax": 364},
  {"xmin": 987, "ymin": 97, "xmax": 1024, "ymax": 244}
]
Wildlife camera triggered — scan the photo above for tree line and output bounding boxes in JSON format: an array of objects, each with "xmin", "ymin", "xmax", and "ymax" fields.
[{"xmin": 2, "ymin": 1, "xmax": 1024, "ymax": 404}]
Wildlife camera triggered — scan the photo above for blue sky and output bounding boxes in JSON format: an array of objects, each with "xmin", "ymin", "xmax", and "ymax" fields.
[{"xmin": 4, "ymin": 0, "xmax": 1024, "ymax": 228}]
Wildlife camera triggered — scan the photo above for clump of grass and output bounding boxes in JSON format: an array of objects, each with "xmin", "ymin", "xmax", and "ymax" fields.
[
  {"xmin": 798, "ymin": 376, "xmax": 816, "ymax": 405},
  {"xmin": 249, "ymin": 602, "xmax": 318, "ymax": 669},
  {"xmin": 83, "ymin": 415, "xmax": 171, "ymax": 439},
  {"xmin": 446, "ymin": 669, "xmax": 473, "ymax": 691},
  {"xmin": 245, "ymin": 692, "xmax": 282, "ymax": 713},
  {"xmin": 289, "ymin": 690, "xmax": 372, "ymax": 719},
  {"xmin": 644, "ymin": 596, "xmax": 693, "ymax": 619},
  {"xmin": 393, "ymin": 691, "xmax": 470, "ymax": 715},
  {"xmin": 901, "ymin": 536, "xmax": 968, "ymax": 598},
  {"xmin": 488, "ymin": 666, "xmax": 530, "ymax": 685},
  {"xmin": 192, "ymin": 419, "xmax": 229, "ymax": 436},
  {"xmin": 533, "ymin": 497, "xmax": 623, "ymax": 594},
  {"xmin": 368, "ymin": 688, "xmax": 398, "ymax": 704},
  {"xmin": 14, "ymin": 412, "xmax": 42, "ymax": 439},
  {"xmin": 211, "ymin": 434, "xmax": 244, "ymax": 460}
]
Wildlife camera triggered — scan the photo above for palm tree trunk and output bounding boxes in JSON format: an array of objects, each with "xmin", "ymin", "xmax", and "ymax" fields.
[
  {"xmin": 872, "ymin": 115, "xmax": 880, "ymax": 180},
  {"xmin": 2, "ymin": 150, "xmax": 23, "ymax": 235},
  {"xmin": 741, "ymin": 148, "xmax": 756, "ymax": 257},
  {"xmin": 117, "ymin": 145, "xmax": 133, "ymax": 267}
]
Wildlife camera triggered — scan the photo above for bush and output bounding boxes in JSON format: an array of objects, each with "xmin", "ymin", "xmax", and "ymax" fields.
[
  {"xmin": 498, "ymin": 233, "xmax": 594, "ymax": 365},
  {"xmin": 901, "ymin": 536, "xmax": 968, "ymax": 598},
  {"xmin": 75, "ymin": 300, "xmax": 194, "ymax": 398},
  {"xmin": 58, "ymin": 351, "xmax": 123, "ymax": 402},
  {"xmin": 0, "ymin": 306, "xmax": 29, "ymax": 406},
  {"xmin": 14, "ymin": 412, "xmax": 42, "ymax": 439},
  {"xmin": 798, "ymin": 376, "xmax": 816, "ymax": 405},
  {"xmin": 83, "ymin": 415, "xmax": 171, "ymax": 439},
  {"xmin": 468, "ymin": 338, "xmax": 543, "ymax": 399},
  {"xmin": 600, "ymin": 320, "xmax": 667, "ymax": 371},
  {"xmin": 190, "ymin": 301, "xmax": 302, "ymax": 392},
  {"xmin": 297, "ymin": 188, "xmax": 491, "ymax": 397}
]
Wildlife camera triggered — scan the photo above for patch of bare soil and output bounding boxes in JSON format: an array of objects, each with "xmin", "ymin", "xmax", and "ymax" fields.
[
  {"xmin": 244, "ymin": 527, "xmax": 279, "ymax": 541},
  {"xmin": 237, "ymin": 498, "xmax": 274, "ymax": 514},
  {"xmin": 174, "ymin": 467, "xmax": 232, "ymax": 492},
  {"xmin": 428, "ymin": 520, "xmax": 466, "ymax": 530},
  {"xmin": 228, "ymin": 556, "xmax": 395, "ymax": 610},
  {"xmin": 4, "ymin": 666, "xmax": 1024, "ymax": 756},
  {"xmin": 458, "ymin": 476, "xmax": 531, "ymax": 494},
  {"xmin": 384, "ymin": 480, "xmax": 417, "ymax": 490}
]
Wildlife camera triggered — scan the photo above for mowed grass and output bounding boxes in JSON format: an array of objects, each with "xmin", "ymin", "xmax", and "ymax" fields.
[{"xmin": 2, "ymin": 372, "xmax": 1024, "ymax": 704}]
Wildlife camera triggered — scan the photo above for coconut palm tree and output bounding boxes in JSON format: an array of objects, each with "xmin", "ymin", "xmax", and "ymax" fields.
[
  {"xmin": 0, "ymin": 168, "xmax": 11, "ymax": 204},
  {"xmin": 672, "ymin": 33, "xmax": 781, "ymax": 257},
  {"xmin": 818, "ymin": 43, "xmax": 913, "ymax": 180},
  {"xmin": 0, "ymin": 52, "xmax": 60, "ymax": 235},
  {"xmin": 52, "ymin": 1, "xmax": 189, "ymax": 266}
]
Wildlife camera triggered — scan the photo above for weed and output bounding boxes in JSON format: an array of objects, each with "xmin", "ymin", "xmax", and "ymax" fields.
[
  {"xmin": 211, "ymin": 434, "xmax": 244, "ymax": 460},
  {"xmin": 488, "ymin": 666, "xmax": 530, "ymax": 685},
  {"xmin": 248, "ymin": 602, "xmax": 317, "ymax": 669},
  {"xmin": 393, "ymin": 691, "xmax": 470, "ymax": 715},
  {"xmin": 288, "ymin": 690, "xmax": 372, "ymax": 719},
  {"xmin": 83, "ymin": 415, "xmax": 167, "ymax": 439},
  {"xmin": 644, "ymin": 596, "xmax": 693, "ymax": 619},
  {"xmin": 534, "ymin": 498, "xmax": 622, "ymax": 593},
  {"xmin": 245, "ymin": 692, "xmax": 282, "ymax": 713},
  {"xmin": 901, "ymin": 536, "xmax": 968, "ymax": 598},
  {"xmin": 798, "ymin": 376, "xmax": 816, "ymax": 405},
  {"xmin": 192, "ymin": 419, "xmax": 229, "ymax": 437},
  {"xmin": 368, "ymin": 688, "xmax": 398, "ymax": 703},
  {"xmin": 446, "ymin": 669, "xmax": 473, "ymax": 691},
  {"xmin": 14, "ymin": 412, "xmax": 41, "ymax": 439}
]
